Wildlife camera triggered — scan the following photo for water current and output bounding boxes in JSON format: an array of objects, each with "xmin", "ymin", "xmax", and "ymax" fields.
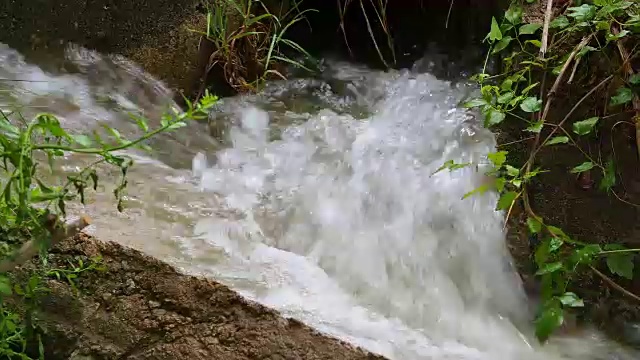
[{"xmin": 0, "ymin": 43, "xmax": 637, "ymax": 359}]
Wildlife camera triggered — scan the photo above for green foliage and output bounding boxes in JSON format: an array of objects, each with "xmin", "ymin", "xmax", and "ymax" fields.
[
  {"xmin": 450, "ymin": 0, "xmax": 640, "ymax": 343},
  {"xmin": 194, "ymin": 0, "xmax": 316, "ymax": 92},
  {"xmin": 0, "ymin": 92, "xmax": 218, "ymax": 358}
]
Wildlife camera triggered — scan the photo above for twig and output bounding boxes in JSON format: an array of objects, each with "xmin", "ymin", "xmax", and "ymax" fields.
[
  {"xmin": 590, "ymin": 265, "xmax": 640, "ymax": 303},
  {"xmin": 540, "ymin": 0, "xmax": 554, "ymax": 58},
  {"xmin": 567, "ymin": 57, "xmax": 580, "ymax": 84},
  {"xmin": 0, "ymin": 215, "xmax": 91, "ymax": 273}
]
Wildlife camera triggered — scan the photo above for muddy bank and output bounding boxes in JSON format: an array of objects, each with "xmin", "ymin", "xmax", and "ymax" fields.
[{"xmin": 12, "ymin": 233, "xmax": 386, "ymax": 360}]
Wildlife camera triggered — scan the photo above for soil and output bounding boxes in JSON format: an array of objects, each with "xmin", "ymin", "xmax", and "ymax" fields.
[{"xmin": 12, "ymin": 233, "xmax": 387, "ymax": 360}]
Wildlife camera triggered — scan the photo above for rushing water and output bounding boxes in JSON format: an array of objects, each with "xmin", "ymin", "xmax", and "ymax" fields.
[{"xmin": 0, "ymin": 43, "xmax": 637, "ymax": 359}]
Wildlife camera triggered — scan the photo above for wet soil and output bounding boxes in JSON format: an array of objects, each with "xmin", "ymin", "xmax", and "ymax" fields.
[{"xmin": 12, "ymin": 233, "xmax": 387, "ymax": 360}]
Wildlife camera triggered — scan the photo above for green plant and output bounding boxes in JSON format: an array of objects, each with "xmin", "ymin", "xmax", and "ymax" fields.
[
  {"xmin": 0, "ymin": 92, "xmax": 218, "ymax": 358},
  {"xmin": 193, "ymin": 0, "xmax": 316, "ymax": 93},
  {"xmin": 440, "ymin": 0, "xmax": 639, "ymax": 342},
  {"xmin": 45, "ymin": 256, "xmax": 107, "ymax": 295}
]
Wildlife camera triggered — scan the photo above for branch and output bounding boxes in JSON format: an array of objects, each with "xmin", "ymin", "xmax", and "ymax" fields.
[
  {"xmin": 0, "ymin": 215, "xmax": 91, "ymax": 273},
  {"xmin": 540, "ymin": 0, "xmax": 554, "ymax": 58}
]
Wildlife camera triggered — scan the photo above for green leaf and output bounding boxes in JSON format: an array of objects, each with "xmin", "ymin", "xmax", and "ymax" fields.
[
  {"xmin": 492, "ymin": 36, "xmax": 513, "ymax": 54},
  {"xmin": 527, "ymin": 217, "xmax": 543, "ymax": 234},
  {"xmin": 570, "ymin": 161, "xmax": 594, "ymax": 173},
  {"xmin": 497, "ymin": 191, "xmax": 519, "ymax": 211},
  {"xmin": 572, "ymin": 244, "xmax": 602, "ymax": 265},
  {"xmin": 576, "ymin": 45, "xmax": 597, "ymax": 59},
  {"xmin": 487, "ymin": 151, "xmax": 508, "ymax": 168},
  {"xmin": 630, "ymin": 74, "xmax": 640, "ymax": 85},
  {"xmin": 505, "ymin": 165, "xmax": 520, "ymax": 177},
  {"xmin": 572, "ymin": 117, "xmax": 599, "ymax": 135},
  {"xmin": 520, "ymin": 97, "xmax": 542, "ymax": 112},
  {"xmin": 546, "ymin": 136, "xmax": 569, "ymax": 145},
  {"xmin": 501, "ymin": 78, "xmax": 514, "ymax": 91},
  {"xmin": 519, "ymin": 23, "xmax": 542, "ymax": 35},
  {"xmin": 505, "ymin": 5, "xmax": 523, "ymax": 24},
  {"xmin": 489, "ymin": 17, "xmax": 503, "ymax": 41},
  {"xmin": 494, "ymin": 177, "xmax": 506, "ymax": 192},
  {"xmin": 547, "ymin": 226, "xmax": 568, "ymax": 239},
  {"xmin": 167, "ymin": 121, "xmax": 187, "ymax": 130},
  {"xmin": 463, "ymin": 98, "xmax": 488, "ymax": 108},
  {"xmin": 133, "ymin": 115, "xmax": 149, "ymax": 132},
  {"xmin": 497, "ymin": 92, "xmax": 515, "ymax": 104},
  {"xmin": 549, "ymin": 237, "xmax": 564, "ymax": 252},
  {"xmin": 536, "ymin": 262, "xmax": 563, "ymax": 275},
  {"xmin": 487, "ymin": 109, "xmax": 506, "ymax": 126},
  {"xmin": 595, "ymin": 20, "xmax": 610, "ymax": 31},
  {"xmin": 606, "ymin": 254, "xmax": 635, "ymax": 280},
  {"xmin": 599, "ymin": 158, "xmax": 616, "ymax": 191},
  {"xmin": 526, "ymin": 39, "xmax": 542, "ymax": 48},
  {"xmin": 522, "ymin": 82, "xmax": 540, "ymax": 94},
  {"xmin": 433, "ymin": 160, "xmax": 472, "ymax": 175},
  {"xmin": 0, "ymin": 276, "xmax": 12, "ymax": 296},
  {"xmin": 610, "ymin": 87, "xmax": 634, "ymax": 106},
  {"xmin": 559, "ymin": 292, "xmax": 584, "ymax": 308},
  {"xmin": 606, "ymin": 30, "xmax": 630, "ymax": 42},
  {"xmin": 550, "ymin": 16, "xmax": 570, "ymax": 29},
  {"xmin": 526, "ymin": 120, "xmax": 544, "ymax": 133},
  {"xmin": 72, "ymin": 134, "xmax": 93, "ymax": 147},
  {"xmin": 462, "ymin": 184, "xmax": 491, "ymax": 199},
  {"xmin": 567, "ymin": 4, "xmax": 596, "ymax": 22}
]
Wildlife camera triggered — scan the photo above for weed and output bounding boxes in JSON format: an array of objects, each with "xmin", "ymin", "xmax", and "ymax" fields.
[{"xmin": 192, "ymin": 0, "xmax": 316, "ymax": 94}]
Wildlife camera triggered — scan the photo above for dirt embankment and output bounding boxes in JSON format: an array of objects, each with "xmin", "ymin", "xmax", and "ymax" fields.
[{"xmin": 12, "ymin": 233, "xmax": 386, "ymax": 360}]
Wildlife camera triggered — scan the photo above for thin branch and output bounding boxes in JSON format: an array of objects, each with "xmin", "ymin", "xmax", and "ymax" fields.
[
  {"xmin": 590, "ymin": 265, "xmax": 640, "ymax": 303},
  {"xmin": 540, "ymin": 0, "xmax": 555, "ymax": 58}
]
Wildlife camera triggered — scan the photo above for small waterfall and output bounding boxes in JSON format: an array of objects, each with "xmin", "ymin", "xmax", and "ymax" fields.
[{"xmin": 0, "ymin": 43, "xmax": 636, "ymax": 360}]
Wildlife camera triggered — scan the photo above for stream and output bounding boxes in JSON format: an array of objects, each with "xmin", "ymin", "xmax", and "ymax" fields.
[{"xmin": 0, "ymin": 43, "xmax": 638, "ymax": 360}]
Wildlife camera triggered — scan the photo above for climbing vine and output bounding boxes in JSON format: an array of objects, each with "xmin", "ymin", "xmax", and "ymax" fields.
[{"xmin": 442, "ymin": 0, "xmax": 640, "ymax": 342}]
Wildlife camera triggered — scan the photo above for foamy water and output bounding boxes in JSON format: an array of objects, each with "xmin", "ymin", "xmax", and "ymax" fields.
[{"xmin": 0, "ymin": 43, "xmax": 636, "ymax": 359}]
